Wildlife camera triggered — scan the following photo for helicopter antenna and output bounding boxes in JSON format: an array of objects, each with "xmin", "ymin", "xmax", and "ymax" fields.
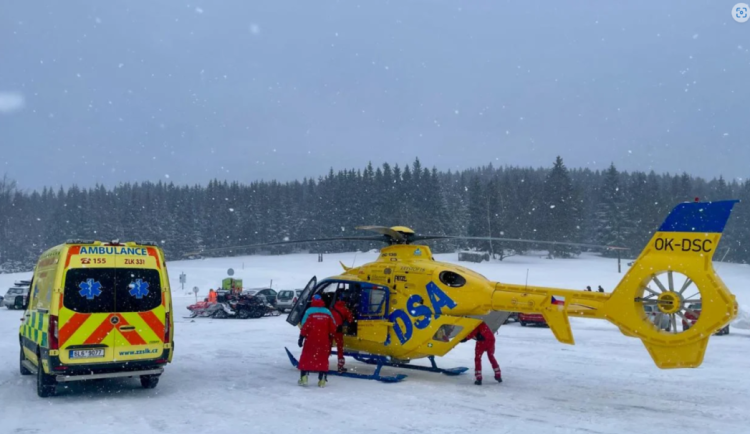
[
  {"xmin": 525, "ymin": 268, "xmax": 529, "ymax": 290},
  {"xmin": 351, "ymin": 252, "xmax": 358, "ymax": 268}
]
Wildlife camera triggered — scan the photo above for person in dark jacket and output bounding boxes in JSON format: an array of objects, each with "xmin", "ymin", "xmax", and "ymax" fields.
[
  {"xmin": 598, "ymin": 285, "xmax": 604, "ymax": 293},
  {"xmin": 585, "ymin": 286, "xmax": 592, "ymax": 292},
  {"xmin": 330, "ymin": 298, "xmax": 354, "ymax": 372},
  {"xmin": 298, "ymin": 295, "xmax": 337, "ymax": 387},
  {"xmin": 462, "ymin": 322, "xmax": 502, "ymax": 385}
]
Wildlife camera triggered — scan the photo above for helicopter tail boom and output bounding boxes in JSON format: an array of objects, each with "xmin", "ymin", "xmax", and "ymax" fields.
[{"xmin": 490, "ymin": 200, "xmax": 739, "ymax": 369}]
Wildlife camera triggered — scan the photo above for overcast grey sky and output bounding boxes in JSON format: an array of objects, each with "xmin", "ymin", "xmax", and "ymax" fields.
[{"xmin": 1, "ymin": 0, "xmax": 748, "ymax": 191}]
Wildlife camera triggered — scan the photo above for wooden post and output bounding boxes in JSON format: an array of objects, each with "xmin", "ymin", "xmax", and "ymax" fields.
[{"xmin": 617, "ymin": 249, "xmax": 621, "ymax": 273}]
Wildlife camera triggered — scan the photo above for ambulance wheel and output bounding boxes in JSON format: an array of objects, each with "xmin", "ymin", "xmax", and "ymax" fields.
[
  {"xmin": 140, "ymin": 374, "xmax": 160, "ymax": 389},
  {"xmin": 36, "ymin": 358, "xmax": 56, "ymax": 398},
  {"xmin": 20, "ymin": 347, "xmax": 32, "ymax": 375}
]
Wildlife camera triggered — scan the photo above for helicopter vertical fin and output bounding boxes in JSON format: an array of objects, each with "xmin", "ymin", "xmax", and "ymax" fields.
[
  {"xmin": 490, "ymin": 200, "xmax": 739, "ymax": 368},
  {"xmin": 598, "ymin": 200, "xmax": 738, "ymax": 368}
]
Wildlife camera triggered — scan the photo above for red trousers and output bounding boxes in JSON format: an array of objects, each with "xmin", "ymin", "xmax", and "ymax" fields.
[
  {"xmin": 475, "ymin": 341, "xmax": 500, "ymax": 380},
  {"xmin": 334, "ymin": 332, "xmax": 345, "ymax": 367}
]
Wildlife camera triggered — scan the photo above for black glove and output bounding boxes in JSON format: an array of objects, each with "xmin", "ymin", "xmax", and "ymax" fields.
[{"xmin": 298, "ymin": 335, "xmax": 305, "ymax": 348}]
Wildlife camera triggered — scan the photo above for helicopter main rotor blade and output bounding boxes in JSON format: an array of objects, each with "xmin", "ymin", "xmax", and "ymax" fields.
[
  {"xmin": 184, "ymin": 236, "xmax": 387, "ymax": 257},
  {"xmin": 355, "ymin": 226, "xmax": 406, "ymax": 243},
  {"xmin": 411, "ymin": 235, "xmax": 628, "ymax": 251}
]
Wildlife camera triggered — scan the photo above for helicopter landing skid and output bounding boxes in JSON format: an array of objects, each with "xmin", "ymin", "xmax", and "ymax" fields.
[
  {"xmin": 284, "ymin": 348, "xmax": 407, "ymax": 383},
  {"xmin": 344, "ymin": 352, "xmax": 469, "ymax": 376}
]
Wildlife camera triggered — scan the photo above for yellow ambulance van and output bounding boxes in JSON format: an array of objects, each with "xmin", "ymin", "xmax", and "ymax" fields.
[{"xmin": 19, "ymin": 240, "xmax": 174, "ymax": 397}]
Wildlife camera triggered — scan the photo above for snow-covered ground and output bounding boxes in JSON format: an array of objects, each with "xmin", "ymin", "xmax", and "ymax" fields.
[{"xmin": 1, "ymin": 251, "xmax": 749, "ymax": 434}]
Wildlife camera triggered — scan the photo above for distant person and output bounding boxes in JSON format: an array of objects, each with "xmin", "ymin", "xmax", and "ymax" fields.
[
  {"xmin": 462, "ymin": 322, "xmax": 502, "ymax": 386},
  {"xmin": 586, "ymin": 286, "xmax": 592, "ymax": 292},
  {"xmin": 598, "ymin": 285, "xmax": 604, "ymax": 293},
  {"xmin": 208, "ymin": 288, "xmax": 217, "ymax": 303},
  {"xmin": 330, "ymin": 296, "xmax": 354, "ymax": 372},
  {"xmin": 298, "ymin": 295, "xmax": 336, "ymax": 387}
]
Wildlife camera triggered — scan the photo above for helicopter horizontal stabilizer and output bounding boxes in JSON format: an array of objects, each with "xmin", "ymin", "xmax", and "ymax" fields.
[{"xmin": 284, "ymin": 347, "xmax": 407, "ymax": 383}]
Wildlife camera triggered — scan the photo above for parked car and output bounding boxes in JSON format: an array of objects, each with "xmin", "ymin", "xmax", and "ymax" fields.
[
  {"xmin": 3, "ymin": 287, "xmax": 29, "ymax": 310},
  {"xmin": 276, "ymin": 289, "xmax": 303, "ymax": 313},
  {"xmin": 242, "ymin": 288, "xmax": 278, "ymax": 307},
  {"xmin": 682, "ymin": 302, "xmax": 729, "ymax": 335},
  {"xmin": 518, "ymin": 312, "xmax": 547, "ymax": 327}
]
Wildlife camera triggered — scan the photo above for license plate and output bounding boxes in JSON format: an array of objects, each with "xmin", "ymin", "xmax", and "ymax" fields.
[{"xmin": 69, "ymin": 349, "xmax": 105, "ymax": 359}]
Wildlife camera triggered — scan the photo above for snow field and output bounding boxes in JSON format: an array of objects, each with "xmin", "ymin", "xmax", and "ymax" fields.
[{"xmin": 0, "ymin": 251, "xmax": 748, "ymax": 434}]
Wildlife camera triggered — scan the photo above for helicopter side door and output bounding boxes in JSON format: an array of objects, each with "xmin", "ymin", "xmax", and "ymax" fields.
[
  {"xmin": 286, "ymin": 276, "xmax": 316, "ymax": 326},
  {"xmin": 355, "ymin": 283, "xmax": 392, "ymax": 343}
]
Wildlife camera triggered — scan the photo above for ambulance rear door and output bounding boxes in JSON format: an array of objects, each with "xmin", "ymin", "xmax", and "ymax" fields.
[
  {"xmin": 113, "ymin": 247, "xmax": 167, "ymax": 362},
  {"xmin": 58, "ymin": 247, "xmax": 117, "ymax": 365}
]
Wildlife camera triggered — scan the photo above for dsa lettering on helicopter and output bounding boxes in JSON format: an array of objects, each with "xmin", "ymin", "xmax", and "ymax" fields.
[
  {"xmin": 653, "ymin": 238, "xmax": 712, "ymax": 253},
  {"xmin": 389, "ymin": 282, "xmax": 457, "ymax": 344}
]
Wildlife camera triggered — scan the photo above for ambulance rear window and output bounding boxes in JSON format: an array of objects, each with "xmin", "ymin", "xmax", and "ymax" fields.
[
  {"xmin": 116, "ymin": 269, "xmax": 162, "ymax": 312},
  {"xmin": 63, "ymin": 269, "xmax": 116, "ymax": 314},
  {"xmin": 63, "ymin": 268, "xmax": 162, "ymax": 313}
]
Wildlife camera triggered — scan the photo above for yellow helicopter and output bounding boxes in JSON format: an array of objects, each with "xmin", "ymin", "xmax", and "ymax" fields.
[{"xmin": 193, "ymin": 200, "xmax": 739, "ymax": 382}]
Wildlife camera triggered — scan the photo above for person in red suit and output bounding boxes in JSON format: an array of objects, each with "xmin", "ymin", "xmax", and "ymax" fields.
[
  {"xmin": 462, "ymin": 322, "xmax": 502, "ymax": 385},
  {"xmin": 330, "ymin": 298, "xmax": 354, "ymax": 372},
  {"xmin": 297, "ymin": 295, "xmax": 336, "ymax": 387}
]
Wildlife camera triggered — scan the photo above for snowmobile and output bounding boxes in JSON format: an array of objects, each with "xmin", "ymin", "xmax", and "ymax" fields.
[
  {"xmin": 186, "ymin": 300, "xmax": 228, "ymax": 318},
  {"xmin": 214, "ymin": 293, "xmax": 268, "ymax": 319}
]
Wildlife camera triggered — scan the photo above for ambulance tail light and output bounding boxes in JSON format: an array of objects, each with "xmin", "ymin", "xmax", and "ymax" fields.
[
  {"xmin": 164, "ymin": 313, "xmax": 171, "ymax": 342},
  {"xmin": 49, "ymin": 315, "xmax": 59, "ymax": 350}
]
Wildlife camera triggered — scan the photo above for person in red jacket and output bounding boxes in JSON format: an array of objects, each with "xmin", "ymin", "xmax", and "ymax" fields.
[
  {"xmin": 463, "ymin": 322, "xmax": 502, "ymax": 385},
  {"xmin": 297, "ymin": 295, "xmax": 336, "ymax": 387},
  {"xmin": 330, "ymin": 298, "xmax": 354, "ymax": 372}
]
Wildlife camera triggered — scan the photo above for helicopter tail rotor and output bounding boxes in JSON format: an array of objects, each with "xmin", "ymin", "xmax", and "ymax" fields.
[{"xmin": 490, "ymin": 200, "xmax": 739, "ymax": 369}]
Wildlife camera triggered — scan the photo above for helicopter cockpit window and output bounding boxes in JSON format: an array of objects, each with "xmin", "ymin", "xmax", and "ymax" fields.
[
  {"xmin": 439, "ymin": 271, "xmax": 466, "ymax": 288},
  {"xmin": 359, "ymin": 285, "xmax": 388, "ymax": 318}
]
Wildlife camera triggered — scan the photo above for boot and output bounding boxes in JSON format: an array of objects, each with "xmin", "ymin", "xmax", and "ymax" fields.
[
  {"xmin": 318, "ymin": 378, "xmax": 327, "ymax": 388},
  {"xmin": 474, "ymin": 378, "xmax": 482, "ymax": 386},
  {"xmin": 318, "ymin": 372, "xmax": 327, "ymax": 387},
  {"xmin": 298, "ymin": 375, "xmax": 308, "ymax": 386},
  {"xmin": 494, "ymin": 368, "xmax": 502, "ymax": 383}
]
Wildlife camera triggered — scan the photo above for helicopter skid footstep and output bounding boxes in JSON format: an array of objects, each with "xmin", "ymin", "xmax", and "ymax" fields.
[
  {"xmin": 340, "ymin": 351, "xmax": 469, "ymax": 376},
  {"xmin": 285, "ymin": 348, "xmax": 407, "ymax": 383}
]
